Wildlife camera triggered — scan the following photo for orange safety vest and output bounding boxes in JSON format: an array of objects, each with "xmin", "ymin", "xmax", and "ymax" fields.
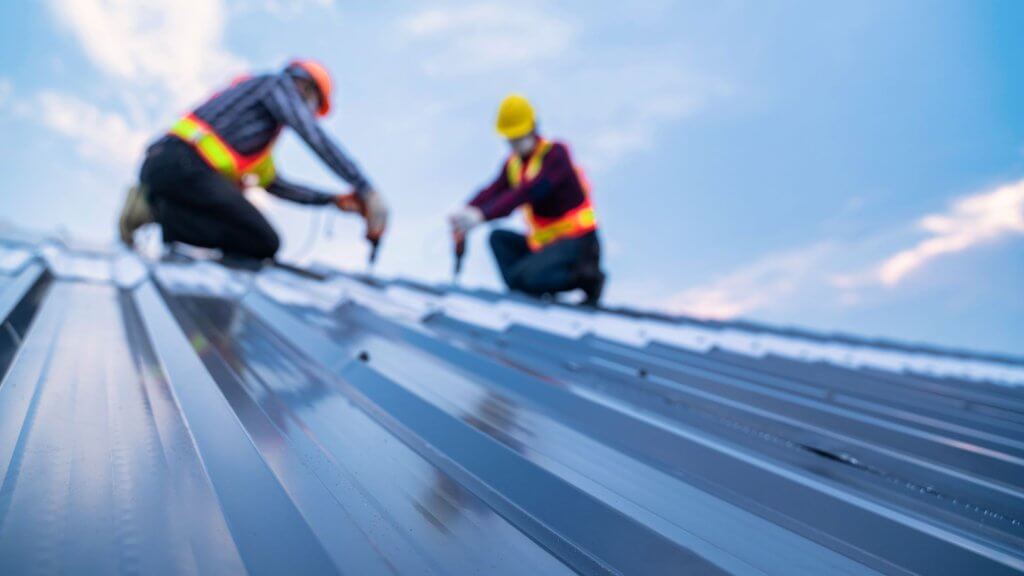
[
  {"xmin": 169, "ymin": 106, "xmax": 278, "ymax": 187},
  {"xmin": 507, "ymin": 139, "xmax": 597, "ymax": 251}
]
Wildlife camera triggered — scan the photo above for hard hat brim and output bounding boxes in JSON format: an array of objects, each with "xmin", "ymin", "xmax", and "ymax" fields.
[{"xmin": 497, "ymin": 119, "xmax": 535, "ymax": 140}]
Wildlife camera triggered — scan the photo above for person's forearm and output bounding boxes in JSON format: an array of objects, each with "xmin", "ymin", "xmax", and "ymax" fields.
[
  {"xmin": 304, "ymin": 131, "xmax": 371, "ymax": 194},
  {"xmin": 266, "ymin": 75, "xmax": 371, "ymax": 193},
  {"xmin": 469, "ymin": 165, "xmax": 511, "ymax": 214},
  {"xmin": 469, "ymin": 183, "xmax": 502, "ymax": 212},
  {"xmin": 480, "ymin": 186, "xmax": 529, "ymax": 220},
  {"xmin": 266, "ymin": 178, "xmax": 334, "ymax": 205}
]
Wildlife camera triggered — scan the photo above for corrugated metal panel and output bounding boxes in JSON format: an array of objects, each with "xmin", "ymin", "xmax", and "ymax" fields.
[{"xmin": 0, "ymin": 242, "xmax": 1022, "ymax": 575}]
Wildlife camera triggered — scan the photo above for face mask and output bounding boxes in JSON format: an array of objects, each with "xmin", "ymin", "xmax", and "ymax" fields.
[
  {"xmin": 295, "ymin": 78, "xmax": 321, "ymax": 116},
  {"xmin": 305, "ymin": 95, "xmax": 320, "ymax": 116},
  {"xmin": 510, "ymin": 135, "xmax": 537, "ymax": 156}
]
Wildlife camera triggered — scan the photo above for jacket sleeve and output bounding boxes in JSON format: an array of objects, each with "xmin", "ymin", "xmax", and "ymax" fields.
[
  {"xmin": 266, "ymin": 175, "xmax": 335, "ymax": 206},
  {"xmin": 264, "ymin": 74, "xmax": 372, "ymax": 196},
  {"xmin": 478, "ymin": 143, "xmax": 573, "ymax": 220},
  {"xmin": 467, "ymin": 160, "xmax": 510, "ymax": 214}
]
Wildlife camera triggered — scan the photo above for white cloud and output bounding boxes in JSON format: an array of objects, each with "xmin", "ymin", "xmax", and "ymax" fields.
[
  {"xmin": 395, "ymin": 4, "xmax": 727, "ymax": 170},
  {"xmin": 875, "ymin": 180, "xmax": 1024, "ymax": 285},
  {"xmin": 259, "ymin": 0, "xmax": 334, "ymax": 16},
  {"xmin": 25, "ymin": 0, "xmax": 246, "ymax": 171},
  {"xmin": 37, "ymin": 91, "xmax": 149, "ymax": 168},
  {"xmin": 399, "ymin": 3, "xmax": 575, "ymax": 76},
  {"xmin": 663, "ymin": 178, "xmax": 1024, "ymax": 322},
  {"xmin": 0, "ymin": 81, "xmax": 32, "ymax": 119},
  {"xmin": 48, "ymin": 0, "xmax": 244, "ymax": 108},
  {"xmin": 228, "ymin": 0, "xmax": 335, "ymax": 18},
  {"xmin": 662, "ymin": 244, "xmax": 834, "ymax": 319}
]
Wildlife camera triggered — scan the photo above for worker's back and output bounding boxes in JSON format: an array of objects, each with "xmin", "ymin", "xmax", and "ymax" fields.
[{"xmin": 191, "ymin": 74, "xmax": 283, "ymax": 157}]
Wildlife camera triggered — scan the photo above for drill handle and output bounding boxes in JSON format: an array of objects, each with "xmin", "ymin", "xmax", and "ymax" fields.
[{"xmin": 453, "ymin": 231, "xmax": 466, "ymax": 281}]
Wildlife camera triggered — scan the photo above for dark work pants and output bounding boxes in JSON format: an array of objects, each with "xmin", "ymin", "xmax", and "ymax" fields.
[
  {"xmin": 139, "ymin": 137, "xmax": 280, "ymax": 260},
  {"xmin": 489, "ymin": 229, "xmax": 600, "ymax": 296}
]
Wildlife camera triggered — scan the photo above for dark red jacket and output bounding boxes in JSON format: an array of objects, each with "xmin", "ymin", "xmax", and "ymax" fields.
[{"xmin": 469, "ymin": 141, "xmax": 589, "ymax": 222}]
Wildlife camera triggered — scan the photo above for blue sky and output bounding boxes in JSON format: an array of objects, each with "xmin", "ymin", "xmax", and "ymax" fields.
[{"xmin": 1, "ymin": 0, "xmax": 1022, "ymax": 355}]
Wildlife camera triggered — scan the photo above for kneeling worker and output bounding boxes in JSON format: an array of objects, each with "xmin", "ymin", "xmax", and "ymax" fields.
[
  {"xmin": 119, "ymin": 59, "xmax": 387, "ymax": 261},
  {"xmin": 450, "ymin": 94, "xmax": 605, "ymax": 305}
]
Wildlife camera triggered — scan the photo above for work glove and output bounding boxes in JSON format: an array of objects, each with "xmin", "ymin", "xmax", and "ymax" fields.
[
  {"xmin": 449, "ymin": 206, "xmax": 484, "ymax": 236},
  {"xmin": 334, "ymin": 189, "xmax": 388, "ymax": 241},
  {"xmin": 362, "ymin": 188, "xmax": 389, "ymax": 241},
  {"xmin": 333, "ymin": 192, "xmax": 363, "ymax": 213},
  {"xmin": 241, "ymin": 173, "xmax": 261, "ymax": 190}
]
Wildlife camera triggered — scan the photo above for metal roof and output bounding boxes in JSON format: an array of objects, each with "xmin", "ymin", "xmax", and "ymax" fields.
[{"xmin": 1, "ymin": 240, "xmax": 1022, "ymax": 575}]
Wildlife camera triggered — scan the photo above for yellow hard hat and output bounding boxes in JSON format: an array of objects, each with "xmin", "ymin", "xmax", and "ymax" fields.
[{"xmin": 495, "ymin": 94, "xmax": 536, "ymax": 139}]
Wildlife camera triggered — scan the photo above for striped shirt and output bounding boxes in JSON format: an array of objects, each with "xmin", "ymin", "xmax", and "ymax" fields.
[{"xmin": 187, "ymin": 72, "xmax": 370, "ymax": 205}]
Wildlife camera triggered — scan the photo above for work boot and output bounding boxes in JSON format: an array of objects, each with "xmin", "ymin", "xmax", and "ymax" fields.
[
  {"xmin": 118, "ymin": 184, "xmax": 154, "ymax": 247},
  {"xmin": 580, "ymin": 269, "xmax": 605, "ymax": 307}
]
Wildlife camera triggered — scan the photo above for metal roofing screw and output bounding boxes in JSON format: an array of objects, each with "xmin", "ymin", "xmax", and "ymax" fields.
[
  {"xmin": 357, "ymin": 350, "xmax": 370, "ymax": 363},
  {"xmin": 638, "ymin": 368, "xmax": 648, "ymax": 378}
]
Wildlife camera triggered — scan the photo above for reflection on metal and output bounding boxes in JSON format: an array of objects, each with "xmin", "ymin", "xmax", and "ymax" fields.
[{"xmin": 1, "ymin": 241, "xmax": 1023, "ymax": 575}]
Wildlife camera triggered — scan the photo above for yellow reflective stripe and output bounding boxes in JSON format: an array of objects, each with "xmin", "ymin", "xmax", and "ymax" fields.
[
  {"xmin": 524, "ymin": 140, "xmax": 552, "ymax": 181},
  {"xmin": 170, "ymin": 116, "xmax": 277, "ymax": 186},
  {"xmin": 506, "ymin": 139, "xmax": 553, "ymax": 188},
  {"xmin": 247, "ymin": 155, "xmax": 277, "ymax": 187},
  {"xmin": 169, "ymin": 118, "xmax": 201, "ymax": 141},
  {"xmin": 170, "ymin": 117, "xmax": 240, "ymax": 180},
  {"xmin": 527, "ymin": 206, "xmax": 597, "ymax": 249},
  {"xmin": 532, "ymin": 207, "xmax": 595, "ymax": 238},
  {"xmin": 197, "ymin": 138, "xmax": 239, "ymax": 181},
  {"xmin": 505, "ymin": 140, "xmax": 596, "ymax": 250},
  {"xmin": 506, "ymin": 155, "xmax": 522, "ymax": 187}
]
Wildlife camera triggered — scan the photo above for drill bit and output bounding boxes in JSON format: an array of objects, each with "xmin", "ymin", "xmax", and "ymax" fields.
[
  {"xmin": 367, "ymin": 238, "xmax": 380, "ymax": 274},
  {"xmin": 453, "ymin": 233, "xmax": 466, "ymax": 284}
]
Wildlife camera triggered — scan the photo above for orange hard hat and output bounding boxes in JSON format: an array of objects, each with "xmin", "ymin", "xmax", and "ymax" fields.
[{"xmin": 287, "ymin": 59, "xmax": 333, "ymax": 117}]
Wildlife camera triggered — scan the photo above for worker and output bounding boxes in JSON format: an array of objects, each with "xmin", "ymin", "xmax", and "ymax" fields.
[
  {"xmin": 450, "ymin": 94, "xmax": 605, "ymax": 305},
  {"xmin": 118, "ymin": 59, "xmax": 387, "ymax": 263}
]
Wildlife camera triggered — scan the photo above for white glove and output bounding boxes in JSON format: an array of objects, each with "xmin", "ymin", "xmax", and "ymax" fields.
[
  {"xmin": 362, "ymin": 189, "xmax": 389, "ymax": 240},
  {"xmin": 449, "ymin": 206, "xmax": 484, "ymax": 235},
  {"xmin": 241, "ymin": 173, "xmax": 260, "ymax": 189}
]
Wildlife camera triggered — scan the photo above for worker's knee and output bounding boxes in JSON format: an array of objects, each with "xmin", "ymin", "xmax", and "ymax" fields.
[
  {"xmin": 250, "ymin": 227, "xmax": 280, "ymax": 260},
  {"xmin": 504, "ymin": 270, "xmax": 524, "ymax": 291},
  {"xmin": 263, "ymin": 229, "xmax": 281, "ymax": 258},
  {"xmin": 489, "ymin": 229, "xmax": 517, "ymax": 252},
  {"xmin": 506, "ymin": 269, "xmax": 543, "ymax": 296}
]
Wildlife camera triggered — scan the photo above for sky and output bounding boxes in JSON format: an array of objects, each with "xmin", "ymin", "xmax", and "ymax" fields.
[{"xmin": 1, "ymin": 0, "xmax": 1022, "ymax": 355}]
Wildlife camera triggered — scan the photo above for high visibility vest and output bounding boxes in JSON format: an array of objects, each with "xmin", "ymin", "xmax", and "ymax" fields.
[
  {"xmin": 169, "ymin": 113, "xmax": 278, "ymax": 188},
  {"xmin": 507, "ymin": 139, "xmax": 597, "ymax": 251}
]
